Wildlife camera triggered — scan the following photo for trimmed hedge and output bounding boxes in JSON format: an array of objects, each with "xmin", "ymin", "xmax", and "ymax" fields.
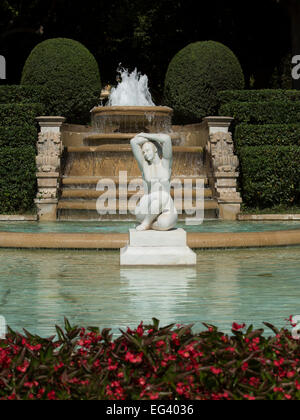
[
  {"xmin": 218, "ymin": 89, "xmax": 300, "ymax": 105},
  {"xmin": 239, "ymin": 146, "xmax": 300, "ymax": 208},
  {"xmin": 219, "ymin": 101, "xmax": 300, "ymax": 125},
  {"xmin": 0, "ymin": 146, "xmax": 37, "ymax": 213},
  {"xmin": 21, "ymin": 38, "xmax": 101, "ymax": 124},
  {"xmin": 0, "ymin": 85, "xmax": 46, "ymax": 105},
  {"xmin": 164, "ymin": 41, "xmax": 244, "ymax": 124},
  {"xmin": 0, "ymin": 125, "xmax": 37, "ymax": 147},
  {"xmin": 0, "ymin": 103, "xmax": 44, "ymax": 128},
  {"xmin": 235, "ymin": 123, "xmax": 300, "ymax": 148}
]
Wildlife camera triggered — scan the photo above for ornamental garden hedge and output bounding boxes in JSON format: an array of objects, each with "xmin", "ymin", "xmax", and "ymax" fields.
[
  {"xmin": 164, "ymin": 41, "xmax": 244, "ymax": 124},
  {"xmin": 0, "ymin": 96, "xmax": 43, "ymax": 213},
  {"xmin": 21, "ymin": 38, "xmax": 102, "ymax": 124},
  {"xmin": 0, "ymin": 146, "xmax": 37, "ymax": 213},
  {"xmin": 219, "ymin": 89, "xmax": 300, "ymax": 209},
  {"xmin": 0, "ymin": 318, "xmax": 300, "ymax": 400},
  {"xmin": 239, "ymin": 146, "xmax": 300, "ymax": 208},
  {"xmin": 219, "ymin": 101, "xmax": 300, "ymax": 125}
]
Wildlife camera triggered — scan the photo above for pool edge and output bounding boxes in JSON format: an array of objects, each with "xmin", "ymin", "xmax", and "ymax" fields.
[{"xmin": 1, "ymin": 230, "xmax": 300, "ymax": 249}]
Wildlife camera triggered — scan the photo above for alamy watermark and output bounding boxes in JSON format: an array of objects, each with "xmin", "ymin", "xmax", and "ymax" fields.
[
  {"xmin": 0, "ymin": 316, "xmax": 6, "ymax": 339},
  {"xmin": 95, "ymin": 172, "xmax": 205, "ymax": 225},
  {"xmin": 0, "ymin": 55, "xmax": 6, "ymax": 80},
  {"xmin": 292, "ymin": 55, "xmax": 300, "ymax": 81}
]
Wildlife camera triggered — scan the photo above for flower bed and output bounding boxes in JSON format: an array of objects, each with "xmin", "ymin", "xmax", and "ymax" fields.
[{"xmin": 0, "ymin": 319, "xmax": 299, "ymax": 400}]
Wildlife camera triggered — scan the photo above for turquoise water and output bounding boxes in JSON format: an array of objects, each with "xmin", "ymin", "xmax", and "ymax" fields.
[
  {"xmin": 0, "ymin": 245, "xmax": 300, "ymax": 337},
  {"xmin": 0, "ymin": 220, "xmax": 300, "ymax": 233}
]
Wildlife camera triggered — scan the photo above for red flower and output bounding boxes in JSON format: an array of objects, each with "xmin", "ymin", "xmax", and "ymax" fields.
[
  {"xmin": 139, "ymin": 378, "xmax": 146, "ymax": 387},
  {"xmin": 137, "ymin": 322, "xmax": 144, "ymax": 337},
  {"xmin": 171, "ymin": 333, "xmax": 180, "ymax": 346},
  {"xmin": 210, "ymin": 367, "xmax": 222, "ymax": 375},
  {"xmin": 54, "ymin": 362, "xmax": 64, "ymax": 372},
  {"xmin": 17, "ymin": 360, "xmax": 30, "ymax": 373},
  {"xmin": 24, "ymin": 381, "xmax": 39, "ymax": 389},
  {"xmin": 241, "ymin": 362, "xmax": 249, "ymax": 372},
  {"xmin": 244, "ymin": 395, "xmax": 256, "ymax": 400},
  {"xmin": 47, "ymin": 391, "xmax": 56, "ymax": 400},
  {"xmin": 125, "ymin": 352, "xmax": 143, "ymax": 364},
  {"xmin": 149, "ymin": 393, "xmax": 159, "ymax": 400},
  {"xmin": 232, "ymin": 323, "xmax": 246, "ymax": 332}
]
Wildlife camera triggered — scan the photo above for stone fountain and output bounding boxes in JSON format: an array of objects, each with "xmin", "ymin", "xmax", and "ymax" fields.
[{"xmin": 57, "ymin": 69, "xmax": 212, "ymax": 222}]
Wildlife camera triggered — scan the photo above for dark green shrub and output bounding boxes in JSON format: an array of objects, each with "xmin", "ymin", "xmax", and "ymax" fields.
[
  {"xmin": 0, "ymin": 125, "xmax": 37, "ymax": 147},
  {"xmin": 218, "ymin": 89, "xmax": 300, "ymax": 106},
  {"xmin": 239, "ymin": 146, "xmax": 300, "ymax": 208},
  {"xmin": 0, "ymin": 146, "xmax": 37, "ymax": 213},
  {"xmin": 220, "ymin": 101, "xmax": 300, "ymax": 125},
  {"xmin": 164, "ymin": 41, "xmax": 244, "ymax": 124},
  {"xmin": 0, "ymin": 85, "xmax": 47, "ymax": 104},
  {"xmin": 21, "ymin": 38, "xmax": 101, "ymax": 124},
  {"xmin": 0, "ymin": 103, "xmax": 44, "ymax": 127},
  {"xmin": 235, "ymin": 123, "xmax": 300, "ymax": 148}
]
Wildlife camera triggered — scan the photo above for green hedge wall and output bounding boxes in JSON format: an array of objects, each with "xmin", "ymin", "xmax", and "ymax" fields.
[
  {"xmin": 218, "ymin": 89, "xmax": 300, "ymax": 105},
  {"xmin": 235, "ymin": 123, "xmax": 300, "ymax": 148},
  {"xmin": 239, "ymin": 146, "xmax": 300, "ymax": 208},
  {"xmin": 0, "ymin": 85, "xmax": 47, "ymax": 104},
  {"xmin": 0, "ymin": 125, "xmax": 37, "ymax": 147},
  {"xmin": 0, "ymin": 101, "xmax": 42, "ymax": 213},
  {"xmin": 0, "ymin": 146, "xmax": 37, "ymax": 213},
  {"xmin": 219, "ymin": 101, "xmax": 300, "ymax": 125},
  {"xmin": 0, "ymin": 103, "xmax": 44, "ymax": 127}
]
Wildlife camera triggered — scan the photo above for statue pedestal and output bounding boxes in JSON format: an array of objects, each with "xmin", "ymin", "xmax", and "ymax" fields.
[{"xmin": 120, "ymin": 229, "xmax": 196, "ymax": 266}]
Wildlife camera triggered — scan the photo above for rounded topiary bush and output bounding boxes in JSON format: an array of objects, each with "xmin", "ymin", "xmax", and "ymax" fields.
[
  {"xmin": 21, "ymin": 38, "xmax": 101, "ymax": 124},
  {"xmin": 164, "ymin": 41, "xmax": 245, "ymax": 124}
]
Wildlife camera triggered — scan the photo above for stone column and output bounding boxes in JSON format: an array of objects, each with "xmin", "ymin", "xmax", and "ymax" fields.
[
  {"xmin": 204, "ymin": 116, "xmax": 242, "ymax": 221},
  {"xmin": 35, "ymin": 116, "xmax": 66, "ymax": 222}
]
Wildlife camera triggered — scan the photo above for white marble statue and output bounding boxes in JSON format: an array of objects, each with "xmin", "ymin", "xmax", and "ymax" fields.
[{"xmin": 130, "ymin": 133, "xmax": 178, "ymax": 231}]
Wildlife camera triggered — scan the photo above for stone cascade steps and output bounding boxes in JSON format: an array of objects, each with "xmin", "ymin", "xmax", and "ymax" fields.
[
  {"xmin": 83, "ymin": 132, "xmax": 181, "ymax": 146},
  {"xmin": 58, "ymin": 176, "xmax": 219, "ymax": 221}
]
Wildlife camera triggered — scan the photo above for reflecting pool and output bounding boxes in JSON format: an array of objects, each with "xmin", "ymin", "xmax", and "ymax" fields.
[{"xmin": 0, "ymin": 245, "xmax": 299, "ymax": 337}]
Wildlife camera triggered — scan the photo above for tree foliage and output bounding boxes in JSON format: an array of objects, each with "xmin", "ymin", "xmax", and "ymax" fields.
[{"xmin": 0, "ymin": 0, "xmax": 293, "ymax": 97}]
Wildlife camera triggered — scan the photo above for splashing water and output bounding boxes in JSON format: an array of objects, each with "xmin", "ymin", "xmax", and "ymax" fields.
[{"xmin": 107, "ymin": 68, "xmax": 155, "ymax": 107}]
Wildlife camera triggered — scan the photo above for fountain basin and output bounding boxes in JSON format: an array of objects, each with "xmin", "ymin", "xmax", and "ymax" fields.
[{"xmin": 91, "ymin": 106, "xmax": 173, "ymax": 133}]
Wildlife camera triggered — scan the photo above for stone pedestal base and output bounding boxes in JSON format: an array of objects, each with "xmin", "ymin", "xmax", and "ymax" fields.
[
  {"xmin": 120, "ymin": 229, "xmax": 196, "ymax": 266},
  {"xmin": 219, "ymin": 203, "xmax": 241, "ymax": 221},
  {"xmin": 35, "ymin": 199, "xmax": 58, "ymax": 222}
]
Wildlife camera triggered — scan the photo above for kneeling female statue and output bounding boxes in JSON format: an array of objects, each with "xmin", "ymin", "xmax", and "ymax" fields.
[{"xmin": 130, "ymin": 133, "xmax": 178, "ymax": 231}]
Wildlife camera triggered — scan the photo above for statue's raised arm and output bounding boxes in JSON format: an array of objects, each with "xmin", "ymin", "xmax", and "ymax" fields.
[
  {"xmin": 130, "ymin": 136, "xmax": 148, "ymax": 172},
  {"xmin": 137, "ymin": 133, "xmax": 172, "ymax": 161}
]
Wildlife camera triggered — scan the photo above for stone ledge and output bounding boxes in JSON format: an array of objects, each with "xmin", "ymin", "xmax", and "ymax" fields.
[
  {"xmin": 238, "ymin": 214, "xmax": 300, "ymax": 221},
  {"xmin": 0, "ymin": 215, "xmax": 38, "ymax": 221},
  {"xmin": 36, "ymin": 172, "xmax": 60, "ymax": 178}
]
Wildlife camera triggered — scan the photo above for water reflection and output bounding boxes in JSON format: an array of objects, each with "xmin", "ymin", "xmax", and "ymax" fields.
[
  {"xmin": 0, "ymin": 247, "xmax": 299, "ymax": 337},
  {"xmin": 120, "ymin": 268, "xmax": 197, "ymax": 327}
]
